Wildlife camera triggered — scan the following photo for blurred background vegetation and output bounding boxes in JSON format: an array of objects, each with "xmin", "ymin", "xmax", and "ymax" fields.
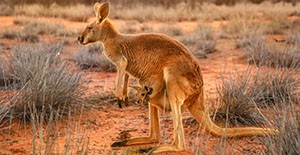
[{"xmin": 2, "ymin": 0, "xmax": 299, "ymax": 6}]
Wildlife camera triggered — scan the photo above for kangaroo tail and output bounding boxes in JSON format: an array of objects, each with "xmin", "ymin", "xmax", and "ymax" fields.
[{"xmin": 187, "ymin": 90, "xmax": 278, "ymax": 137}]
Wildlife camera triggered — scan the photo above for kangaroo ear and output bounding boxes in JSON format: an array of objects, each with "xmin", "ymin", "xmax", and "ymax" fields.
[
  {"xmin": 148, "ymin": 87, "xmax": 153, "ymax": 95},
  {"xmin": 144, "ymin": 86, "xmax": 148, "ymax": 91},
  {"xmin": 97, "ymin": 2, "xmax": 109, "ymax": 21},
  {"xmin": 94, "ymin": 2, "xmax": 101, "ymax": 18}
]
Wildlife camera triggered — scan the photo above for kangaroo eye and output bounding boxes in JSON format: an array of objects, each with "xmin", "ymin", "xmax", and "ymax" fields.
[
  {"xmin": 141, "ymin": 93, "xmax": 145, "ymax": 96},
  {"xmin": 87, "ymin": 26, "xmax": 92, "ymax": 30}
]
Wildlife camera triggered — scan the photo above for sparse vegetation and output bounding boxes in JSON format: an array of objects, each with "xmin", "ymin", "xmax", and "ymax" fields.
[
  {"xmin": 180, "ymin": 25, "xmax": 217, "ymax": 59},
  {"xmin": 1, "ymin": 42, "xmax": 84, "ymax": 120},
  {"xmin": 0, "ymin": 4, "xmax": 13, "ymax": 16},
  {"xmin": 222, "ymin": 18, "xmax": 260, "ymax": 37},
  {"xmin": 159, "ymin": 25, "xmax": 183, "ymax": 37},
  {"xmin": 213, "ymin": 68, "xmax": 265, "ymax": 126},
  {"xmin": 263, "ymin": 15, "xmax": 292, "ymax": 35},
  {"xmin": 259, "ymin": 103, "xmax": 300, "ymax": 155},
  {"xmin": 236, "ymin": 30, "xmax": 263, "ymax": 49},
  {"xmin": 0, "ymin": 29, "xmax": 40, "ymax": 43},
  {"xmin": 72, "ymin": 43, "xmax": 116, "ymax": 72},
  {"xmin": 13, "ymin": 4, "xmax": 92, "ymax": 22},
  {"xmin": 286, "ymin": 30, "xmax": 300, "ymax": 45},
  {"xmin": 119, "ymin": 20, "xmax": 140, "ymax": 34},
  {"xmin": 213, "ymin": 67, "xmax": 299, "ymax": 126},
  {"xmin": 14, "ymin": 17, "xmax": 79, "ymax": 36},
  {"xmin": 240, "ymin": 33, "xmax": 300, "ymax": 68}
]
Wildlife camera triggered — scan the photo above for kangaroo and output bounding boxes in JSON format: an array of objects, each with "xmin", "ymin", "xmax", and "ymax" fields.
[
  {"xmin": 136, "ymin": 86, "xmax": 153, "ymax": 105},
  {"xmin": 78, "ymin": 2, "xmax": 278, "ymax": 154}
]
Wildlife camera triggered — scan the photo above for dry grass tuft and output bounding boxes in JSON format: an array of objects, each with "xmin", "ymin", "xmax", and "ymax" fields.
[
  {"xmin": 13, "ymin": 4, "xmax": 92, "ymax": 22},
  {"xmin": 180, "ymin": 25, "xmax": 217, "ymax": 59},
  {"xmin": 240, "ymin": 32, "xmax": 300, "ymax": 68},
  {"xmin": 213, "ymin": 67, "xmax": 299, "ymax": 126},
  {"xmin": 0, "ymin": 29, "xmax": 40, "ymax": 43},
  {"xmin": 263, "ymin": 15, "xmax": 292, "ymax": 35},
  {"xmin": 259, "ymin": 103, "xmax": 300, "ymax": 155},
  {"xmin": 111, "ymin": 4, "xmax": 200, "ymax": 22},
  {"xmin": 14, "ymin": 17, "xmax": 79, "ymax": 37},
  {"xmin": 213, "ymin": 69, "xmax": 265, "ymax": 126},
  {"xmin": 119, "ymin": 20, "xmax": 140, "ymax": 34},
  {"xmin": 159, "ymin": 25, "xmax": 183, "ymax": 37},
  {"xmin": 286, "ymin": 30, "xmax": 300, "ymax": 45},
  {"xmin": 0, "ymin": 4, "xmax": 13, "ymax": 16},
  {"xmin": 0, "ymin": 42, "xmax": 84, "ymax": 121},
  {"xmin": 72, "ymin": 43, "xmax": 116, "ymax": 72}
]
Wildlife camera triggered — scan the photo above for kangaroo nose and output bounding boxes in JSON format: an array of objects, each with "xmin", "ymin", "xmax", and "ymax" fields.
[{"xmin": 77, "ymin": 36, "xmax": 84, "ymax": 43}]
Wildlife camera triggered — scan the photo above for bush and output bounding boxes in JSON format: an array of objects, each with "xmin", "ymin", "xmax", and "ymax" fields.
[
  {"xmin": 213, "ymin": 69, "xmax": 265, "ymax": 126},
  {"xmin": 0, "ymin": 4, "xmax": 13, "ymax": 16},
  {"xmin": 72, "ymin": 43, "xmax": 116, "ymax": 72},
  {"xmin": 0, "ymin": 29, "xmax": 40, "ymax": 43},
  {"xmin": 259, "ymin": 103, "xmax": 300, "ymax": 155},
  {"xmin": 254, "ymin": 69, "xmax": 299, "ymax": 107},
  {"xmin": 2, "ymin": 42, "xmax": 84, "ymax": 120},
  {"xmin": 286, "ymin": 30, "xmax": 300, "ymax": 45},
  {"xmin": 159, "ymin": 25, "xmax": 182, "ymax": 37},
  {"xmin": 13, "ymin": 4, "xmax": 92, "ymax": 22},
  {"xmin": 213, "ymin": 67, "xmax": 299, "ymax": 126},
  {"xmin": 14, "ymin": 17, "xmax": 78, "ymax": 37},
  {"xmin": 236, "ymin": 31, "xmax": 263, "ymax": 49},
  {"xmin": 180, "ymin": 25, "xmax": 217, "ymax": 59},
  {"xmin": 263, "ymin": 15, "xmax": 291, "ymax": 35},
  {"xmin": 242, "ymin": 34, "xmax": 300, "ymax": 68}
]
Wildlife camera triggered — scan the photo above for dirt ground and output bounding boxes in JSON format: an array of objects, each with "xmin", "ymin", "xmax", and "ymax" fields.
[{"xmin": 0, "ymin": 15, "xmax": 298, "ymax": 155}]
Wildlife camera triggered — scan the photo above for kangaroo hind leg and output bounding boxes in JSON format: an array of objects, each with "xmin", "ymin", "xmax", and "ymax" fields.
[{"xmin": 111, "ymin": 104, "xmax": 160, "ymax": 147}]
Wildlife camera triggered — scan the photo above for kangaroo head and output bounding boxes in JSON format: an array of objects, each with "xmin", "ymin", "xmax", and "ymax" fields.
[
  {"xmin": 136, "ymin": 86, "xmax": 153, "ymax": 105},
  {"xmin": 78, "ymin": 2, "xmax": 110, "ymax": 45}
]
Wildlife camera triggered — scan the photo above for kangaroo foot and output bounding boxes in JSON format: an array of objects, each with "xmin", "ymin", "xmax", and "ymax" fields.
[
  {"xmin": 117, "ymin": 96, "xmax": 128, "ymax": 108},
  {"xmin": 111, "ymin": 137, "xmax": 158, "ymax": 148},
  {"xmin": 111, "ymin": 140, "xmax": 128, "ymax": 147}
]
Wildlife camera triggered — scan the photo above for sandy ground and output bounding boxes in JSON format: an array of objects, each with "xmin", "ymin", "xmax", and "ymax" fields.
[{"xmin": 0, "ymin": 15, "xmax": 297, "ymax": 155}]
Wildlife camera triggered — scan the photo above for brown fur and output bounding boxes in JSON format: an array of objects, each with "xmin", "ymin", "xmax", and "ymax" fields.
[{"xmin": 78, "ymin": 2, "xmax": 278, "ymax": 154}]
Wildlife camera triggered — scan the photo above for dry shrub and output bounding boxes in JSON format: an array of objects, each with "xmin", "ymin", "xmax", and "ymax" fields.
[
  {"xmin": 1, "ymin": 42, "xmax": 84, "ymax": 120},
  {"xmin": 0, "ymin": 4, "xmax": 13, "ymax": 16},
  {"xmin": 14, "ymin": 4, "xmax": 92, "ymax": 22},
  {"xmin": 111, "ymin": 4, "xmax": 200, "ymax": 22},
  {"xmin": 180, "ymin": 25, "xmax": 217, "ymax": 59},
  {"xmin": 259, "ymin": 103, "xmax": 300, "ymax": 155},
  {"xmin": 236, "ymin": 30, "xmax": 263, "ymax": 49},
  {"xmin": 213, "ymin": 68, "xmax": 265, "ymax": 126},
  {"xmin": 72, "ymin": 43, "xmax": 116, "ymax": 72},
  {"xmin": 0, "ymin": 29, "xmax": 40, "ymax": 43},
  {"xmin": 241, "ymin": 33, "xmax": 300, "ymax": 68},
  {"xmin": 222, "ymin": 18, "xmax": 261, "ymax": 37},
  {"xmin": 214, "ymin": 67, "xmax": 299, "ymax": 126},
  {"xmin": 263, "ymin": 15, "xmax": 292, "ymax": 35},
  {"xmin": 286, "ymin": 30, "xmax": 300, "ymax": 45},
  {"xmin": 159, "ymin": 25, "xmax": 183, "ymax": 37},
  {"xmin": 14, "ymin": 17, "xmax": 79, "ymax": 37},
  {"xmin": 0, "ymin": 63, "xmax": 6, "ymax": 88},
  {"xmin": 119, "ymin": 20, "xmax": 140, "ymax": 34}
]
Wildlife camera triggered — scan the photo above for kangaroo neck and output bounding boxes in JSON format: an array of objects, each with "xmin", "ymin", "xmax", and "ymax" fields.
[{"xmin": 101, "ymin": 19, "xmax": 120, "ymax": 44}]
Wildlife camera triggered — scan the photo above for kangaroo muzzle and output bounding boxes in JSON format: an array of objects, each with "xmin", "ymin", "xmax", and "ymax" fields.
[{"xmin": 77, "ymin": 36, "xmax": 84, "ymax": 44}]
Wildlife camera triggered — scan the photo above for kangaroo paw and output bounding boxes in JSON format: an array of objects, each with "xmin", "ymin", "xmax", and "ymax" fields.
[
  {"xmin": 124, "ymin": 96, "xmax": 129, "ymax": 106},
  {"xmin": 117, "ymin": 99, "xmax": 123, "ymax": 108},
  {"xmin": 111, "ymin": 140, "xmax": 128, "ymax": 147}
]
